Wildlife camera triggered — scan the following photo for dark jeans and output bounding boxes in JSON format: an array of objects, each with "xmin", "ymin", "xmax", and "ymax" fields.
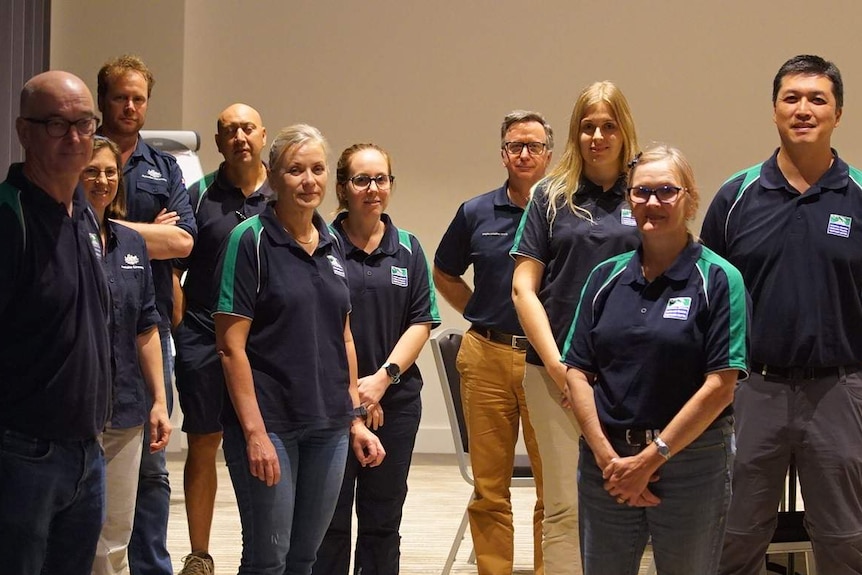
[
  {"xmin": 128, "ymin": 331, "xmax": 173, "ymax": 575},
  {"xmin": 0, "ymin": 430, "xmax": 105, "ymax": 575},
  {"xmin": 313, "ymin": 397, "xmax": 421, "ymax": 575}
]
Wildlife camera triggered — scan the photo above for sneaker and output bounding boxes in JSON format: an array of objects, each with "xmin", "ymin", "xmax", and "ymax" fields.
[{"xmin": 178, "ymin": 551, "xmax": 214, "ymax": 575}]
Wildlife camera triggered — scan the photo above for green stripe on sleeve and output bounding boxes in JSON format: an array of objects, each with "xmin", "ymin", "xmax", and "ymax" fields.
[
  {"xmin": 216, "ymin": 216, "xmax": 263, "ymax": 313},
  {"xmin": 700, "ymin": 247, "xmax": 748, "ymax": 370}
]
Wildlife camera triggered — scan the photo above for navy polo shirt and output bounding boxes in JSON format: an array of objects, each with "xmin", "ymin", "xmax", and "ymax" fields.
[
  {"xmin": 177, "ymin": 163, "xmax": 273, "ymax": 333},
  {"xmin": 332, "ymin": 212, "xmax": 441, "ymax": 409},
  {"xmin": 510, "ymin": 177, "xmax": 640, "ymax": 366},
  {"xmin": 99, "ymin": 219, "xmax": 161, "ymax": 428},
  {"xmin": 0, "ymin": 164, "xmax": 111, "ymax": 440},
  {"xmin": 214, "ymin": 206, "xmax": 353, "ymax": 432},
  {"xmin": 434, "ymin": 183, "xmax": 524, "ymax": 334},
  {"xmin": 121, "ymin": 136, "xmax": 197, "ymax": 333},
  {"xmin": 701, "ymin": 150, "xmax": 862, "ymax": 367},
  {"xmin": 561, "ymin": 242, "xmax": 749, "ymax": 429}
]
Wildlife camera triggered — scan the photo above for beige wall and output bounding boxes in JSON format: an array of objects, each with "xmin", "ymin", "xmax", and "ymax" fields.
[{"xmin": 52, "ymin": 0, "xmax": 862, "ymax": 452}]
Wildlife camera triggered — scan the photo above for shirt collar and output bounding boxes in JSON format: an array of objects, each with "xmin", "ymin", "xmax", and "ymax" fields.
[
  {"xmin": 215, "ymin": 161, "xmax": 275, "ymax": 201},
  {"xmin": 261, "ymin": 205, "xmax": 334, "ymax": 250},
  {"xmin": 492, "ymin": 181, "xmax": 523, "ymax": 209},
  {"xmin": 620, "ymin": 239, "xmax": 701, "ymax": 286},
  {"xmin": 332, "ymin": 212, "xmax": 398, "ymax": 257},
  {"xmin": 574, "ymin": 174, "xmax": 627, "ymax": 199},
  {"xmin": 760, "ymin": 148, "xmax": 850, "ymax": 194}
]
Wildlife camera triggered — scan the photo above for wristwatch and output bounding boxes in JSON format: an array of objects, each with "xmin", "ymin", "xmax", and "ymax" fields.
[
  {"xmin": 383, "ymin": 362, "xmax": 401, "ymax": 385},
  {"xmin": 653, "ymin": 436, "xmax": 671, "ymax": 461},
  {"xmin": 352, "ymin": 405, "xmax": 368, "ymax": 420}
]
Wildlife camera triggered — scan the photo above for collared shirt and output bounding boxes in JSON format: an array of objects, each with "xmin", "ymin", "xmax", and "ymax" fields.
[
  {"xmin": 214, "ymin": 206, "xmax": 353, "ymax": 432},
  {"xmin": 510, "ymin": 177, "xmax": 640, "ymax": 366},
  {"xmin": 178, "ymin": 162, "xmax": 273, "ymax": 333},
  {"xmin": 99, "ymin": 219, "xmax": 161, "ymax": 428},
  {"xmin": 434, "ymin": 182, "xmax": 525, "ymax": 334},
  {"xmin": 332, "ymin": 212, "xmax": 441, "ymax": 408},
  {"xmin": 122, "ymin": 136, "xmax": 197, "ymax": 332},
  {"xmin": 562, "ymin": 241, "xmax": 749, "ymax": 429},
  {"xmin": 0, "ymin": 164, "xmax": 111, "ymax": 440},
  {"xmin": 701, "ymin": 149, "xmax": 862, "ymax": 367}
]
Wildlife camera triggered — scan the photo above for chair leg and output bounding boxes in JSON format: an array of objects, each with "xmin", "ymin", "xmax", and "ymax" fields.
[
  {"xmin": 644, "ymin": 539, "xmax": 657, "ymax": 575},
  {"xmin": 443, "ymin": 494, "xmax": 473, "ymax": 575},
  {"xmin": 806, "ymin": 551, "xmax": 816, "ymax": 575}
]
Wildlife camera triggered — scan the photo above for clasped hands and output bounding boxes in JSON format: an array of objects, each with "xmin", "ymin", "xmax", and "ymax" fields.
[{"xmin": 601, "ymin": 453, "xmax": 662, "ymax": 507}]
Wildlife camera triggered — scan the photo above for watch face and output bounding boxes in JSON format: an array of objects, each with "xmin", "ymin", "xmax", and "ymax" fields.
[{"xmin": 385, "ymin": 363, "xmax": 401, "ymax": 377}]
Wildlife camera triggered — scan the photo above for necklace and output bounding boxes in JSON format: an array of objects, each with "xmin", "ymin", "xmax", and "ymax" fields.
[{"xmin": 284, "ymin": 226, "xmax": 316, "ymax": 244}]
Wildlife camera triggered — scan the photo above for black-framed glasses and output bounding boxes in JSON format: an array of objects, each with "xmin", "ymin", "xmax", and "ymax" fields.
[
  {"xmin": 349, "ymin": 174, "xmax": 394, "ymax": 191},
  {"xmin": 81, "ymin": 167, "xmax": 120, "ymax": 182},
  {"xmin": 627, "ymin": 185, "xmax": 685, "ymax": 204},
  {"xmin": 503, "ymin": 141, "xmax": 547, "ymax": 156},
  {"xmin": 23, "ymin": 116, "xmax": 100, "ymax": 138}
]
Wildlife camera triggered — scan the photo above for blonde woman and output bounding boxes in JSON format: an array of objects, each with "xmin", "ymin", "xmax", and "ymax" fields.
[{"xmin": 511, "ymin": 81, "xmax": 639, "ymax": 573}]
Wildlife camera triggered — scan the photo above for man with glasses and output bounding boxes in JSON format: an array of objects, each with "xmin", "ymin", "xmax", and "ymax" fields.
[
  {"xmin": 434, "ymin": 110, "xmax": 552, "ymax": 575},
  {"xmin": 0, "ymin": 71, "xmax": 111, "ymax": 574},
  {"xmin": 97, "ymin": 54, "xmax": 197, "ymax": 575},
  {"xmin": 702, "ymin": 54, "xmax": 862, "ymax": 575},
  {"xmin": 172, "ymin": 103, "xmax": 272, "ymax": 575}
]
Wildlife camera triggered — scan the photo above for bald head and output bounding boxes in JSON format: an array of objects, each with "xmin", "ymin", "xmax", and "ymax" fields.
[
  {"xmin": 20, "ymin": 71, "xmax": 94, "ymax": 118},
  {"xmin": 215, "ymin": 103, "xmax": 267, "ymax": 168}
]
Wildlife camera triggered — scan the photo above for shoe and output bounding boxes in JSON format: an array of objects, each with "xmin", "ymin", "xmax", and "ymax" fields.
[{"xmin": 178, "ymin": 551, "xmax": 214, "ymax": 575}]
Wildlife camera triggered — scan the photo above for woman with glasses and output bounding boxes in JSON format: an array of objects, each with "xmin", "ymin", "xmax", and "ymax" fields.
[
  {"xmin": 213, "ymin": 125, "xmax": 385, "ymax": 575},
  {"xmin": 510, "ymin": 81, "xmax": 640, "ymax": 573},
  {"xmin": 561, "ymin": 144, "xmax": 748, "ymax": 574},
  {"xmin": 312, "ymin": 143, "xmax": 440, "ymax": 575},
  {"xmin": 81, "ymin": 136, "xmax": 172, "ymax": 575}
]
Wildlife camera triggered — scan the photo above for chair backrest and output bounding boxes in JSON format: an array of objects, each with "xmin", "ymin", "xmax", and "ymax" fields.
[{"xmin": 429, "ymin": 328, "xmax": 473, "ymax": 485}]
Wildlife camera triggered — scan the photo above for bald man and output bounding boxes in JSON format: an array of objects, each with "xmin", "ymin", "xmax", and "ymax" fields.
[
  {"xmin": 0, "ymin": 71, "xmax": 111, "ymax": 574},
  {"xmin": 172, "ymin": 103, "xmax": 272, "ymax": 575}
]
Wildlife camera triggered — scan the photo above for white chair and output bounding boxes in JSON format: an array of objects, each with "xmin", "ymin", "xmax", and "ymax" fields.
[{"xmin": 429, "ymin": 328, "xmax": 536, "ymax": 575}]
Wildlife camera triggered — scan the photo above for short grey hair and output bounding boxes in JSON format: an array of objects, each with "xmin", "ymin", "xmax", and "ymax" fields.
[
  {"xmin": 268, "ymin": 124, "xmax": 329, "ymax": 169},
  {"xmin": 500, "ymin": 110, "xmax": 554, "ymax": 151}
]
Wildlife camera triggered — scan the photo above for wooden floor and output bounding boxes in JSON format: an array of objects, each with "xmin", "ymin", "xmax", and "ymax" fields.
[{"xmin": 165, "ymin": 452, "xmax": 660, "ymax": 574}]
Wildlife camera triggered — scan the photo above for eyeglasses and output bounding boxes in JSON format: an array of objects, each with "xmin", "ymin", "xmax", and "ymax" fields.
[
  {"xmin": 349, "ymin": 174, "xmax": 394, "ymax": 191},
  {"xmin": 627, "ymin": 185, "xmax": 685, "ymax": 204},
  {"xmin": 81, "ymin": 167, "xmax": 120, "ymax": 182},
  {"xmin": 503, "ymin": 141, "xmax": 547, "ymax": 156},
  {"xmin": 23, "ymin": 116, "xmax": 100, "ymax": 139}
]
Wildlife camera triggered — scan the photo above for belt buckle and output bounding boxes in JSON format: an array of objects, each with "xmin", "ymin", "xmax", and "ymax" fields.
[{"xmin": 512, "ymin": 336, "xmax": 527, "ymax": 351}]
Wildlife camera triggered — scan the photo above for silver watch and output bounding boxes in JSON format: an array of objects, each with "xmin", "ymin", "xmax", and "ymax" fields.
[{"xmin": 653, "ymin": 436, "xmax": 671, "ymax": 461}]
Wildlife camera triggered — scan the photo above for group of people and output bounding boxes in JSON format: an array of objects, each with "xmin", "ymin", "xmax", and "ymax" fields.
[
  {"xmin": 436, "ymin": 54, "xmax": 861, "ymax": 575},
  {"xmin": 0, "ymin": 51, "xmax": 860, "ymax": 575}
]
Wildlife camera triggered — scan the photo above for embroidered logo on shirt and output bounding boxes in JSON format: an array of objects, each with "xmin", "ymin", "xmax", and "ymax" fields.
[
  {"xmin": 122, "ymin": 253, "xmax": 145, "ymax": 270},
  {"xmin": 620, "ymin": 208, "xmax": 637, "ymax": 227},
  {"xmin": 89, "ymin": 232, "xmax": 102, "ymax": 259},
  {"xmin": 327, "ymin": 254, "xmax": 346, "ymax": 277},
  {"xmin": 481, "ymin": 232, "xmax": 509, "ymax": 236},
  {"xmin": 141, "ymin": 169, "xmax": 167, "ymax": 183},
  {"xmin": 390, "ymin": 266, "xmax": 408, "ymax": 288},
  {"xmin": 663, "ymin": 297, "xmax": 692, "ymax": 320},
  {"xmin": 827, "ymin": 214, "xmax": 852, "ymax": 238}
]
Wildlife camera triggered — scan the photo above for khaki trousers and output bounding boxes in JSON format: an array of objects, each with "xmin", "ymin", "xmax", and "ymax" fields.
[
  {"xmin": 93, "ymin": 425, "xmax": 144, "ymax": 575},
  {"xmin": 523, "ymin": 363, "xmax": 581, "ymax": 575},
  {"xmin": 457, "ymin": 329, "xmax": 545, "ymax": 575}
]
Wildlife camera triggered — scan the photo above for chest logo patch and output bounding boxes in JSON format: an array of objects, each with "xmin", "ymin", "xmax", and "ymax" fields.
[
  {"xmin": 663, "ymin": 297, "xmax": 692, "ymax": 321},
  {"xmin": 327, "ymin": 254, "xmax": 346, "ymax": 278},
  {"xmin": 391, "ymin": 266, "xmax": 408, "ymax": 288},
  {"xmin": 827, "ymin": 214, "xmax": 852, "ymax": 238},
  {"xmin": 122, "ymin": 253, "xmax": 145, "ymax": 270},
  {"xmin": 89, "ymin": 232, "xmax": 102, "ymax": 259},
  {"xmin": 142, "ymin": 169, "xmax": 167, "ymax": 182},
  {"xmin": 620, "ymin": 208, "xmax": 637, "ymax": 227}
]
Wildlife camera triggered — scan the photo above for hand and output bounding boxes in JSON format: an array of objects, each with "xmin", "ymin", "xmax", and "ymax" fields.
[
  {"xmin": 364, "ymin": 402, "xmax": 384, "ymax": 430},
  {"xmin": 147, "ymin": 403, "xmax": 172, "ymax": 453},
  {"xmin": 602, "ymin": 455, "xmax": 661, "ymax": 506},
  {"xmin": 547, "ymin": 362, "xmax": 570, "ymax": 408},
  {"xmin": 350, "ymin": 422, "xmax": 386, "ymax": 467},
  {"xmin": 357, "ymin": 371, "xmax": 388, "ymax": 406},
  {"xmin": 153, "ymin": 208, "xmax": 179, "ymax": 226},
  {"xmin": 245, "ymin": 429, "xmax": 280, "ymax": 486}
]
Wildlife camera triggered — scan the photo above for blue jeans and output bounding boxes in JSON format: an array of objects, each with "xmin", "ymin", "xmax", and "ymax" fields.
[
  {"xmin": 223, "ymin": 424, "xmax": 349, "ymax": 575},
  {"xmin": 313, "ymin": 397, "xmax": 421, "ymax": 575},
  {"xmin": 578, "ymin": 418, "xmax": 735, "ymax": 575},
  {"xmin": 0, "ymin": 429, "xmax": 105, "ymax": 575},
  {"xmin": 128, "ymin": 331, "xmax": 174, "ymax": 575}
]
